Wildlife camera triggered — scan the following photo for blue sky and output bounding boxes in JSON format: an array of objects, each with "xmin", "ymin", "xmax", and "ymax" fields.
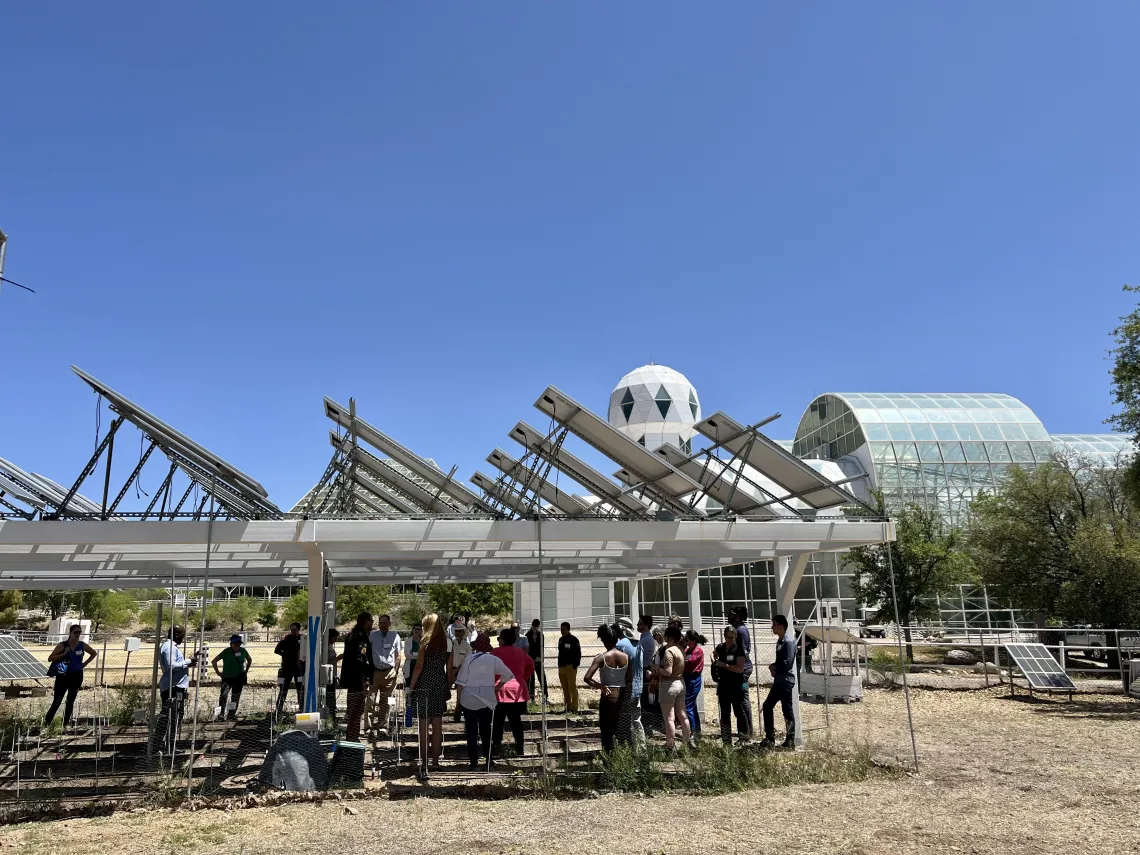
[{"xmin": 2, "ymin": 2, "xmax": 1138, "ymax": 510}]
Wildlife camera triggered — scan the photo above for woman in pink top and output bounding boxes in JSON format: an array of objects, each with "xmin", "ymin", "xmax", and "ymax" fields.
[
  {"xmin": 491, "ymin": 626, "xmax": 535, "ymax": 759},
  {"xmin": 683, "ymin": 629, "xmax": 707, "ymax": 740}
]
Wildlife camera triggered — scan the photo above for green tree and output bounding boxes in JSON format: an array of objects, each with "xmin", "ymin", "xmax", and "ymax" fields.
[
  {"xmin": 426, "ymin": 583, "xmax": 513, "ymax": 621},
  {"xmin": 848, "ymin": 496, "xmax": 973, "ymax": 661},
  {"xmin": 969, "ymin": 453, "xmax": 1140, "ymax": 635},
  {"xmin": 281, "ymin": 590, "xmax": 309, "ymax": 629},
  {"xmin": 187, "ymin": 603, "xmax": 223, "ymax": 632},
  {"xmin": 84, "ymin": 591, "xmax": 138, "ymax": 632},
  {"xmin": 0, "ymin": 591, "xmax": 22, "ymax": 627},
  {"xmin": 22, "ymin": 591, "xmax": 72, "ymax": 620},
  {"xmin": 1108, "ymin": 284, "xmax": 1140, "ymax": 505},
  {"xmin": 257, "ymin": 601, "xmax": 279, "ymax": 630},
  {"xmin": 335, "ymin": 585, "xmax": 392, "ymax": 622},
  {"xmin": 224, "ymin": 596, "xmax": 261, "ymax": 631}
]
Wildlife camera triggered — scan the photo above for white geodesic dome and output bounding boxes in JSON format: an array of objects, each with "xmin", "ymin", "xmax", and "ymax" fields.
[{"xmin": 607, "ymin": 364, "xmax": 701, "ymax": 453}]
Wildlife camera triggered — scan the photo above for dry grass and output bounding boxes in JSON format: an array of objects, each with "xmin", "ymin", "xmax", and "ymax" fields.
[{"xmin": 2, "ymin": 687, "xmax": 1137, "ymax": 854}]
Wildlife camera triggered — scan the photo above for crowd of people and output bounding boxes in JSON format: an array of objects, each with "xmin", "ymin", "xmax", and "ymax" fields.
[{"xmin": 145, "ymin": 603, "xmax": 800, "ymax": 766}]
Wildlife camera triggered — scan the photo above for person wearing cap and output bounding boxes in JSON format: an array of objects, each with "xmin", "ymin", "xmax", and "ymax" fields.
[
  {"xmin": 455, "ymin": 632, "xmax": 515, "ymax": 771},
  {"xmin": 212, "ymin": 634, "xmax": 253, "ymax": 721}
]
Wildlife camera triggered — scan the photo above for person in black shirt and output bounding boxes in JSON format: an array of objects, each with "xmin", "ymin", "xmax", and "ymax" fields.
[
  {"xmin": 710, "ymin": 625, "xmax": 749, "ymax": 744},
  {"xmin": 525, "ymin": 619, "xmax": 546, "ymax": 700},
  {"xmin": 339, "ymin": 612, "xmax": 374, "ymax": 742},
  {"xmin": 274, "ymin": 622, "xmax": 305, "ymax": 714},
  {"xmin": 556, "ymin": 622, "xmax": 582, "ymax": 712},
  {"xmin": 761, "ymin": 614, "xmax": 797, "ymax": 748}
]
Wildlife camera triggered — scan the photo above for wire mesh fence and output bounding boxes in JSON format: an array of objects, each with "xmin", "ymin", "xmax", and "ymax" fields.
[{"xmin": 0, "ymin": 620, "xmax": 1134, "ymax": 815}]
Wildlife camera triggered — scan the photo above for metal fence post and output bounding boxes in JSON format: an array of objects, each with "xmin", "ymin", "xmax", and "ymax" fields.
[{"xmin": 146, "ymin": 603, "xmax": 164, "ymax": 759}]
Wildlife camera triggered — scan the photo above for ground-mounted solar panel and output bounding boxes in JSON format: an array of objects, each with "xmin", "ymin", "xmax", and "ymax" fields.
[
  {"xmin": 1006, "ymin": 643, "xmax": 1076, "ymax": 691},
  {"xmin": 0, "ymin": 635, "xmax": 47, "ymax": 681}
]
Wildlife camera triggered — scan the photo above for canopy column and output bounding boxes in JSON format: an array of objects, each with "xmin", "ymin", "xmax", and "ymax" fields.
[
  {"xmin": 775, "ymin": 553, "xmax": 809, "ymax": 747},
  {"xmin": 303, "ymin": 547, "xmax": 326, "ymax": 713},
  {"xmin": 686, "ymin": 569, "xmax": 701, "ymax": 635},
  {"xmin": 628, "ymin": 578, "xmax": 640, "ymax": 623}
]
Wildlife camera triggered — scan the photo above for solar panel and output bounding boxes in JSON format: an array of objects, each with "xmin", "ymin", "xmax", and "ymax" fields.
[
  {"xmin": 1005, "ymin": 643, "xmax": 1077, "ymax": 691},
  {"xmin": 695, "ymin": 412, "xmax": 859, "ymax": 509},
  {"xmin": 532, "ymin": 387, "xmax": 703, "ymax": 512},
  {"xmin": 324, "ymin": 398, "xmax": 493, "ymax": 513},
  {"xmin": 485, "ymin": 448, "xmax": 592, "ymax": 517},
  {"xmin": 71, "ymin": 366, "xmax": 278, "ymax": 517},
  {"xmin": 0, "ymin": 635, "xmax": 47, "ymax": 681},
  {"xmin": 509, "ymin": 421, "xmax": 650, "ymax": 516}
]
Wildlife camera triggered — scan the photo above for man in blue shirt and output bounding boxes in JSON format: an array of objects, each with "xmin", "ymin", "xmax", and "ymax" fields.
[
  {"xmin": 761, "ymin": 614, "xmax": 798, "ymax": 749},
  {"xmin": 614, "ymin": 621, "xmax": 645, "ymax": 749},
  {"xmin": 156, "ymin": 625, "xmax": 191, "ymax": 753},
  {"xmin": 728, "ymin": 606, "xmax": 755, "ymax": 738}
]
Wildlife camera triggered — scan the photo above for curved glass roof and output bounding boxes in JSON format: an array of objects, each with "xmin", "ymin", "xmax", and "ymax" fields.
[
  {"xmin": 1051, "ymin": 433, "xmax": 1133, "ymax": 462},
  {"xmin": 793, "ymin": 393, "xmax": 1054, "ymax": 525}
]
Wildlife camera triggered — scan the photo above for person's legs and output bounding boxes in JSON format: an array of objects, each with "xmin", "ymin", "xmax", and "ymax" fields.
[
  {"xmin": 229, "ymin": 678, "xmax": 245, "ymax": 720},
  {"xmin": 430, "ymin": 716, "xmax": 443, "ymax": 763},
  {"xmin": 528, "ymin": 669, "xmax": 536, "ymax": 698},
  {"xmin": 684, "ymin": 675, "xmax": 701, "ymax": 734},
  {"xmin": 537, "ymin": 663, "xmax": 546, "ymax": 696},
  {"xmin": 659, "ymin": 693, "xmax": 676, "ymax": 750},
  {"xmin": 345, "ymin": 690, "xmax": 366, "ymax": 742},
  {"xmin": 464, "ymin": 706, "xmax": 481, "ymax": 766},
  {"xmin": 294, "ymin": 675, "xmax": 305, "ymax": 711},
  {"xmin": 718, "ymin": 695, "xmax": 733, "ymax": 744},
  {"xmin": 373, "ymin": 669, "xmax": 397, "ymax": 732},
  {"xmin": 557, "ymin": 666, "xmax": 573, "ymax": 711},
  {"xmin": 477, "ymin": 707, "xmax": 494, "ymax": 766},
  {"xmin": 45, "ymin": 677, "xmax": 68, "ymax": 725},
  {"xmin": 218, "ymin": 680, "xmax": 231, "ymax": 719},
  {"xmin": 739, "ymin": 689, "xmax": 754, "ymax": 736},
  {"xmin": 778, "ymin": 685, "xmax": 795, "ymax": 745},
  {"xmin": 63, "ymin": 674, "xmax": 82, "ymax": 725},
  {"xmin": 275, "ymin": 671, "xmax": 289, "ymax": 713},
  {"xmin": 509, "ymin": 702, "xmax": 525, "ymax": 756},
  {"xmin": 675, "ymin": 691, "xmax": 692, "ymax": 746},
  {"xmin": 491, "ymin": 703, "xmax": 505, "ymax": 756},
  {"xmin": 732, "ymin": 695, "xmax": 747, "ymax": 737},
  {"xmin": 599, "ymin": 698, "xmax": 618, "ymax": 752},
  {"xmin": 628, "ymin": 692, "xmax": 646, "ymax": 749},
  {"xmin": 761, "ymin": 684, "xmax": 779, "ymax": 742}
]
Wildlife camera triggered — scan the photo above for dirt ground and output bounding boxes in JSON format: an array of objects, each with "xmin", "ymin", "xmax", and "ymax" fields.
[{"xmin": 2, "ymin": 686, "xmax": 1136, "ymax": 855}]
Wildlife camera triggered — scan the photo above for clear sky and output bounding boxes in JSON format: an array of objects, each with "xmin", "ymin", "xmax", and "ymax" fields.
[{"xmin": 2, "ymin": 2, "xmax": 1138, "ymax": 510}]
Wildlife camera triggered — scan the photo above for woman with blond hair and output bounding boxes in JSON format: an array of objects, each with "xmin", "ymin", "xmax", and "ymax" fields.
[{"xmin": 408, "ymin": 612, "xmax": 450, "ymax": 779}]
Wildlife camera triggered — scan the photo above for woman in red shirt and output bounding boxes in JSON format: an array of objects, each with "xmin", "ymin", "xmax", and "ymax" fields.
[
  {"xmin": 490, "ymin": 626, "xmax": 535, "ymax": 760},
  {"xmin": 683, "ymin": 629, "xmax": 707, "ymax": 741}
]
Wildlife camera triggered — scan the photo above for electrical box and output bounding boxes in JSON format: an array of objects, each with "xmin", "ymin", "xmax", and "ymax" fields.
[
  {"xmin": 123, "ymin": 637, "xmax": 141, "ymax": 652},
  {"xmin": 295, "ymin": 711, "xmax": 321, "ymax": 735}
]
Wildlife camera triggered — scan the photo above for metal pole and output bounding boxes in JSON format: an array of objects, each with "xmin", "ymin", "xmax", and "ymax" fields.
[
  {"xmin": 99, "ymin": 636, "xmax": 108, "ymax": 686},
  {"xmin": 187, "ymin": 491, "xmax": 214, "ymax": 798},
  {"xmin": 886, "ymin": 544, "xmax": 920, "ymax": 773},
  {"xmin": 743, "ymin": 563, "xmax": 763, "ymax": 736},
  {"xmin": 535, "ymin": 514, "xmax": 549, "ymax": 781},
  {"xmin": 146, "ymin": 602, "xmax": 163, "ymax": 760}
]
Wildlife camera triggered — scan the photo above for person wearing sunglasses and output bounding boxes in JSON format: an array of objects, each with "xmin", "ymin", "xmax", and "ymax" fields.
[{"xmin": 45, "ymin": 625, "xmax": 97, "ymax": 727}]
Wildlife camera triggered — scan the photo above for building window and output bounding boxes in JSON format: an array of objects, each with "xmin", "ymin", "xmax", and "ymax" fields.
[
  {"xmin": 591, "ymin": 580, "xmax": 611, "ymax": 619},
  {"xmin": 614, "ymin": 580, "xmax": 630, "ymax": 618},
  {"xmin": 655, "ymin": 385, "xmax": 672, "ymax": 418},
  {"xmin": 620, "ymin": 388, "xmax": 635, "ymax": 421}
]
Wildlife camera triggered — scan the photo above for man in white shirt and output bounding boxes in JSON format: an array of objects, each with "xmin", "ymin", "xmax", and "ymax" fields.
[
  {"xmin": 447, "ymin": 623, "xmax": 473, "ymax": 722},
  {"xmin": 455, "ymin": 632, "xmax": 514, "ymax": 771},
  {"xmin": 367, "ymin": 614, "xmax": 401, "ymax": 737},
  {"xmin": 156, "ymin": 626, "xmax": 191, "ymax": 753}
]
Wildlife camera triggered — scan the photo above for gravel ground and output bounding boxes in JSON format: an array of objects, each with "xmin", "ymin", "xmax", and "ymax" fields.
[{"xmin": 2, "ymin": 687, "xmax": 1137, "ymax": 855}]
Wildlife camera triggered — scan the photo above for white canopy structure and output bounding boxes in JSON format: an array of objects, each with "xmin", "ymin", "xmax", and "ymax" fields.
[{"xmin": 0, "ymin": 365, "xmax": 895, "ymax": 735}]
